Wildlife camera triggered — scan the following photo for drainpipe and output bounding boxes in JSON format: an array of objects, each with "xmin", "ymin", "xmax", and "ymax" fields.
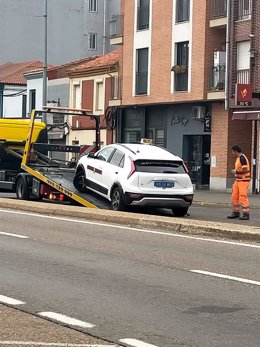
[
  {"xmin": 224, "ymin": 0, "xmax": 230, "ymax": 111},
  {"xmin": 0, "ymin": 83, "xmax": 3, "ymax": 118}
]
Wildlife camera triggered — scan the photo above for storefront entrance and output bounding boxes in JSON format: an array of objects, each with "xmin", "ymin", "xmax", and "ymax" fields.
[{"xmin": 183, "ymin": 135, "xmax": 211, "ymax": 189}]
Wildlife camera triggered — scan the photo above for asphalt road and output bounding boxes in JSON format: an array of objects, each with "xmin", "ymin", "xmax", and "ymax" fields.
[
  {"xmin": 1, "ymin": 191, "xmax": 260, "ymax": 227},
  {"xmin": 0, "ymin": 209, "xmax": 260, "ymax": 347}
]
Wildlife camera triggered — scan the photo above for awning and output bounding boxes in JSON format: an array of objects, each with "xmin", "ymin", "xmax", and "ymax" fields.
[{"xmin": 232, "ymin": 110, "xmax": 260, "ymax": 120}]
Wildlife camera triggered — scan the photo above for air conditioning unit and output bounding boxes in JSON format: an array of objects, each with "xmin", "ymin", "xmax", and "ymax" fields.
[{"xmin": 192, "ymin": 106, "xmax": 206, "ymax": 120}]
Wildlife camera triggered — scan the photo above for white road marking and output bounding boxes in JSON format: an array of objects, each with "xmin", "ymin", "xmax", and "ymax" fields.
[
  {"xmin": 119, "ymin": 339, "xmax": 158, "ymax": 347},
  {"xmin": 0, "ymin": 208, "xmax": 260, "ymax": 249},
  {"xmin": 0, "ymin": 343, "xmax": 116, "ymax": 347},
  {"xmin": 191, "ymin": 270, "xmax": 260, "ymax": 286},
  {"xmin": 0, "ymin": 231, "xmax": 29, "ymax": 239},
  {"xmin": 0, "ymin": 294, "xmax": 25, "ymax": 305},
  {"xmin": 39, "ymin": 312, "xmax": 95, "ymax": 328}
]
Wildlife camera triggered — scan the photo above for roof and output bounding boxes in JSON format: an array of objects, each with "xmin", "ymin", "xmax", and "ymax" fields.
[
  {"xmin": 0, "ymin": 61, "xmax": 44, "ymax": 85},
  {"xmin": 68, "ymin": 49, "xmax": 120, "ymax": 74},
  {"xmin": 113, "ymin": 143, "xmax": 182, "ymax": 161}
]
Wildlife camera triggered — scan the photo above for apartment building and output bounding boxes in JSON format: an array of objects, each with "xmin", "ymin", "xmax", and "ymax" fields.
[
  {"xmin": 0, "ymin": 0, "xmax": 120, "ymax": 65},
  {"xmin": 111, "ymin": 0, "xmax": 259, "ymax": 191}
]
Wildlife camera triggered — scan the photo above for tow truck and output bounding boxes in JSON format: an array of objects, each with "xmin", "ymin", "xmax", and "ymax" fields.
[{"xmin": 0, "ymin": 107, "xmax": 109, "ymax": 208}]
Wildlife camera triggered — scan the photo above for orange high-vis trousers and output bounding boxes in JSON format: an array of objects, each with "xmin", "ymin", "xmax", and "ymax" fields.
[{"xmin": 231, "ymin": 180, "xmax": 250, "ymax": 213}]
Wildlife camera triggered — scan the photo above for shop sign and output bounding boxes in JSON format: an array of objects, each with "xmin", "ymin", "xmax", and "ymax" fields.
[
  {"xmin": 204, "ymin": 114, "xmax": 211, "ymax": 132},
  {"xmin": 235, "ymin": 83, "xmax": 253, "ymax": 106}
]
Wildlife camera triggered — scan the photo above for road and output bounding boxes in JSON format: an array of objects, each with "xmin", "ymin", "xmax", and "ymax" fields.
[
  {"xmin": 0, "ymin": 208, "xmax": 260, "ymax": 347},
  {"xmin": 1, "ymin": 191, "xmax": 260, "ymax": 227}
]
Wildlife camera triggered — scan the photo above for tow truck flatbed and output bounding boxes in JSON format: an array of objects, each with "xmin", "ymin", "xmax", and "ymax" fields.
[{"xmin": 0, "ymin": 107, "xmax": 106, "ymax": 209}]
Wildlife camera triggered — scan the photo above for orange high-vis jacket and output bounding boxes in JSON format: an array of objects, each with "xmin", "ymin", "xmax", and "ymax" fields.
[{"xmin": 235, "ymin": 154, "xmax": 250, "ymax": 181}]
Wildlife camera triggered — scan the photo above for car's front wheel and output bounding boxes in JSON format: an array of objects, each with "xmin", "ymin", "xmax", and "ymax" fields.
[
  {"xmin": 73, "ymin": 170, "xmax": 87, "ymax": 193},
  {"xmin": 172, "ymin": 207, "xmax": 188, "ymax": 217},
  {"xmin": 111, "ymin": 187, "xmax": 126, "ymax": 211}
]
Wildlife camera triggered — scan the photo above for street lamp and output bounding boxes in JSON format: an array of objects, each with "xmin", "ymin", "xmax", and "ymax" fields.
[{"xmin": 42, "ymin": 0, "xmax": 47, "ymax": 124}]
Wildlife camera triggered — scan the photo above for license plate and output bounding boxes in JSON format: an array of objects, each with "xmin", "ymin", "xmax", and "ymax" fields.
[{"xmin": 154, "ymin": 181, "xmax": 174, "ymax": 188}]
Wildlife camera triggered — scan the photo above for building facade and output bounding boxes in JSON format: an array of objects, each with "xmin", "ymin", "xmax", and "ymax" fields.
[{"xmin": 112, "ymin": 0, "xmax": 258, "ymax": 191}]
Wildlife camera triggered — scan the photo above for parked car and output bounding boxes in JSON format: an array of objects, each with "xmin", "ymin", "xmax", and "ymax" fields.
[{"xmin": 73, "ymin": 143, "xmax": 194, "ymax": 216}]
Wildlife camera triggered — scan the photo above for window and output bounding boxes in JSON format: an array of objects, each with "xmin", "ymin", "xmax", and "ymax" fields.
[
  {"xmin": 73, "ymin": 84, "xmax": 81, "ymax": 108},
  {"xmin": 22, "ymin": 95, "xmax": 27, "ymax": 118},
  {"xmin": 89, "ymin": 33, "xmax": 97, "ymax": 50},
  {"xmin": 147, "ymin": 129, "xmax": 165, "ymax": 147},
  {"xmin": 238, "ymin": 0, "xmax": 251, "ymax": 19},
  {"xmin": 237, "ymin": 41, "xmax": 250, "ymax": 83},
  {"xmin": 96, "ymin": 147, "xmax": 115, "ymax": 161},
  {"xmin": 136, "ymin": 48, "xmax": 149, "ymax": 95},
  {"xmin": 176, "ymin": 0, "xmax": 190, "ymax": 23},
  {"xmin": 137, "ymin": 0, "xmax": 150, "ymax": 30},
  {"xmin": 109, "ymin": 150, "xmax": 125, "ymax": 167},
  {"xmin": 174, "ymin": 41, "xmax": 189, "ymax": 92},
  {"xmin": 95, "ymin": 81, "xmax": 104, "ymax": 111},
  {"xmin": 89, "ymin": 0, "xmax": 97, "ymax": 12},
  {"xmin": 29, "ymin": 89, "xmax": 36, "ymax": 113},
  {"xmin": 135, "ymin": 160, "xmax": 186, "ymax": 174}
]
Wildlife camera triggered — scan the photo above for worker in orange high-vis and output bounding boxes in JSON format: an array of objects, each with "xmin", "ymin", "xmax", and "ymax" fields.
[{"xmin": 227, "ymin": 144, "xmax": 250, "ymax": 220}]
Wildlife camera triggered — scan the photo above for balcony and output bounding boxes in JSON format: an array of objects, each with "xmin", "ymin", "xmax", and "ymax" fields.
[
  {"xmin": 238, "ymin": 0, "xmax": 252, "ymax": 20},
  {"xmin": 210, "ymin": 0, "xmax": 227, "ymax": 27},
  {"xmin": 207, "ymin": 64, "xmax": 226, "ymax": 100},
  {"xmin": 109, "ymin": 14, "xmax": 124, "ymax": 45}
]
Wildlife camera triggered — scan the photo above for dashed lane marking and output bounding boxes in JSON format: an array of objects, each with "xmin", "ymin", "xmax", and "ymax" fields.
[
  {"xmin": 191, "ymin": 270, "xmax": 260, "ymax": 286},
  {"xmin": 39, "ymin": 312, "xmax": 95, "ymax": 329},
  {"xmin": 0, "ymin": 231, "xmax": 29, "ymax": 239},
  {"xmin": 0, "ymin": 294, "xmax": 25, "ymax": 305},
  {"xmin": 0, "ymin": 343, "xmax": 117, "ymax": 347},
  {"xmin": 119, "ymin": 339, "xmax": 158, "ymax": 347}
]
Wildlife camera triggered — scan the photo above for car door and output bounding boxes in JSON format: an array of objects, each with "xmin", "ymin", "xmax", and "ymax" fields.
[
  {"xmin": 103, "ymin": 149, "xmax": 125, "ymax": 196},
  {"xmin": 86, "ymin": 146, "xmax": 115, "ymax": 197}
]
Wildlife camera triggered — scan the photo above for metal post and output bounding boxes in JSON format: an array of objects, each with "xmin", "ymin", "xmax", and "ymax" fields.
[
  {"xmin": 42, "ymin": 0, "xmax": 48, "ymax": 124},
  {"xmin": 0, "ymin": 83, "xmax": 4, "ymax": 118}
]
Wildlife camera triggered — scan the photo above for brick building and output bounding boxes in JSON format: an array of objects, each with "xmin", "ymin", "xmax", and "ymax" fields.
[{"xmin": 111, "ymin": 0, "xmax": 259, "ymax": 191}]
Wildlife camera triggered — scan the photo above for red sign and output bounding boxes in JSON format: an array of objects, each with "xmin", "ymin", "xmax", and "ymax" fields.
[{"xmin": 235, "ymin": 84, "xmax": 253, "ymax": 106}]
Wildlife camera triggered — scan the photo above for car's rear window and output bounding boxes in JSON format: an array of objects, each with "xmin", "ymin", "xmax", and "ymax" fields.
[{"xmin": 135, "ymin": 160, "xmax": 186, "ymax": 174}]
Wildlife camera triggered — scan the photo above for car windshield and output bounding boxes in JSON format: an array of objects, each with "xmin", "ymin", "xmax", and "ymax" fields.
[{"xmin": 135, "ymin": 160, "xmax": 186, "ymax": 174}]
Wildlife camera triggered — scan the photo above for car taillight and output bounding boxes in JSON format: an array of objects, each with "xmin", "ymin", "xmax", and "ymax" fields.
[
  {"xmin": 127, "ymin": 157, "xmax": 136, "ymax": 179},
  {"xmin": 183, "ymin": 162, "xmax": 189, "ymax": 174}
]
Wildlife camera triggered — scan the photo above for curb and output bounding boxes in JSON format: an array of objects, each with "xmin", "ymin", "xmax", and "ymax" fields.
[{"xmin": 1, "ymin": 198, "xmax": 260, "ymax": 243}]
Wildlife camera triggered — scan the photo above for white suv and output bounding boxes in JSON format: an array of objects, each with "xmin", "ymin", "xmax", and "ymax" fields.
[{"xmin": 73, "ymin": 143, "xmax": 194, "ymax": 216}]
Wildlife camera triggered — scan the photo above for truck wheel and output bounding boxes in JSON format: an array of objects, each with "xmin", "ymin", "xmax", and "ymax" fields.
[{"xmin": 16, "ymin": 175, "xmax": 30, "ymax": 200}]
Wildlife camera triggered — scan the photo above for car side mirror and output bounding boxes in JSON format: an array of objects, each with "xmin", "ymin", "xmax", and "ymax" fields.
[{"xmin": 87, "ymin": 152, "xmax": 96, "ymax": 158}]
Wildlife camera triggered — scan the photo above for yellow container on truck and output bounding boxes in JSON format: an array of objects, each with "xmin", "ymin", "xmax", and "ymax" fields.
[{"xmin": 0, "ymin": 118, "xmax": 46, "ymax": 143}]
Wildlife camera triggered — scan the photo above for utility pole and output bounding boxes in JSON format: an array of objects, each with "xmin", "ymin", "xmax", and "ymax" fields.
[{"xmin": 42, "ymin": 0, "xmax": 47, "ymax": 124}]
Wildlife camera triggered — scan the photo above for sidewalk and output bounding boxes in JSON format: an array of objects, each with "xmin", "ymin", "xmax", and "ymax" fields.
[{"xmin": 193, "ymin": 189, "xmax": 260, "ymax": 208}]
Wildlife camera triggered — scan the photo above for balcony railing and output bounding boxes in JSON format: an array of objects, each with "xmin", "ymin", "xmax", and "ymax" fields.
[
  {"xmin": 237, "ymin": 69, "xmax": 250, "ymax": 84},
  {"xmin": 238, "ymin": 0, "xmax": 252, "ymax": 20},
  {"xmin": 211, "ymin": 0, "xmax": 227, "ymax": 18},
  {"xmin": 209, "ymin": 64, "xmax": 226, "ymax": 90},
  {"xmin": 109, "ymin": 14, "xmax": 124, "ymax": 38}
]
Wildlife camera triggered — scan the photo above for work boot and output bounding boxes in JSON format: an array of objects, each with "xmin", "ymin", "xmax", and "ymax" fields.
[
  {"xmin": 227, "ymin": 211, "xmax": 240, "ymax": 219},
  {"xmin": 239, "ymin": 213, "xmax": 250, "ymax": 220}
]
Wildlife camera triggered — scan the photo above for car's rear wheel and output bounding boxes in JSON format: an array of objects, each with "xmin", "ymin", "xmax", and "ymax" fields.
[
  {"xmin": 172, "ymin": 207, "xmax": 188, "ymax": 217},
  {"xmin": 73, "ymin": 170, "xmax": 87, "ymax": 192},
  {"xmin": 111, "ymin": 187, "xmax": 126, "ymax": 211}
]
